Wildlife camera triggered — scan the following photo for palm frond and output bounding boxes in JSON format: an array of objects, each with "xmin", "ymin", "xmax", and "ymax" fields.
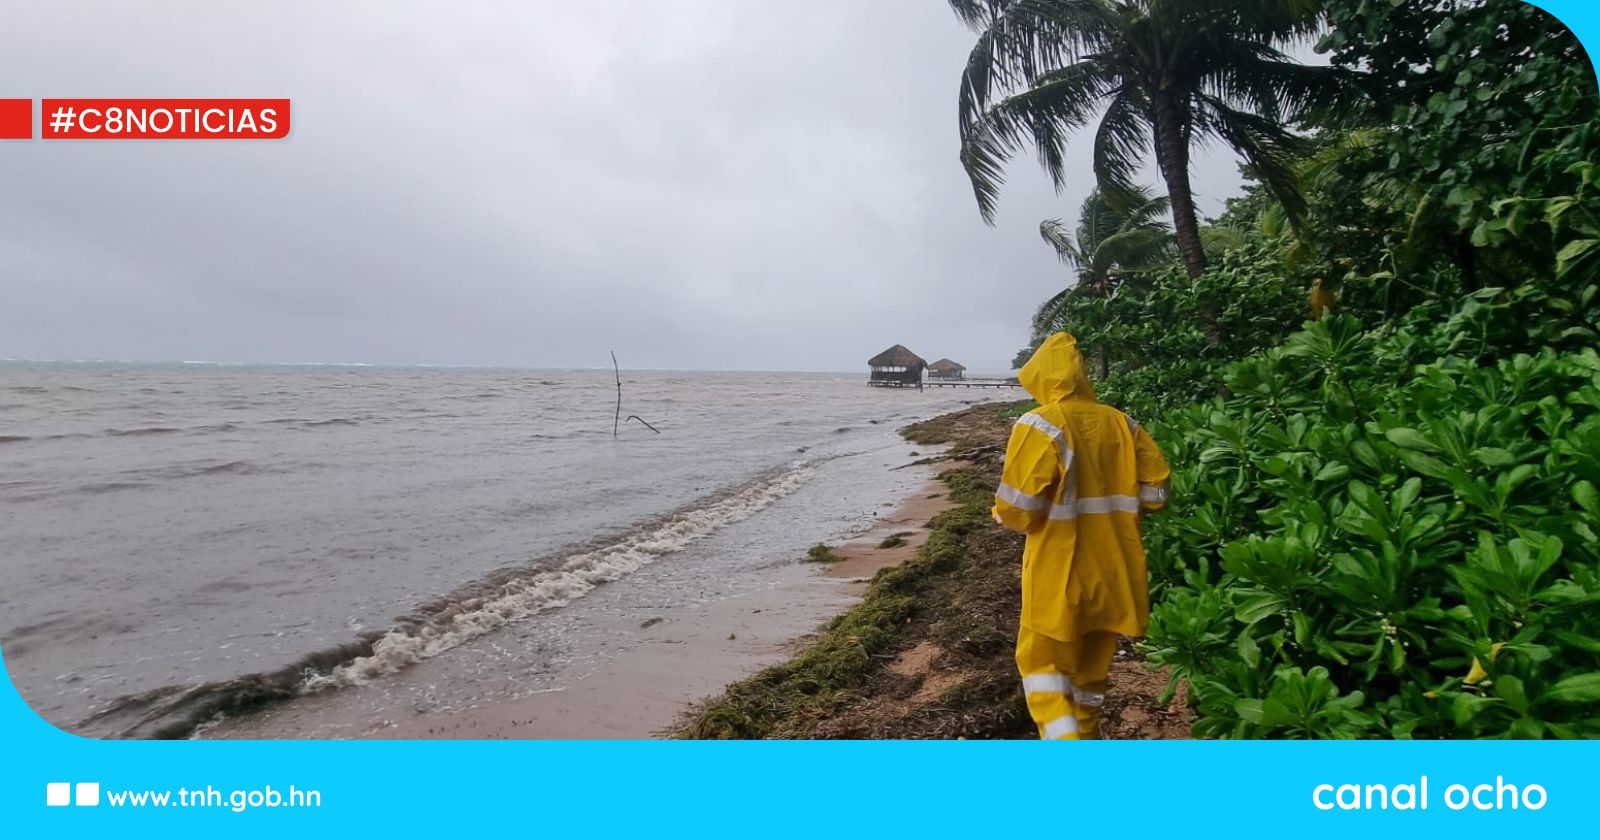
[
  {"xmin": 1030, "ymin": 285, "xmax": 1075, "ymax": 340},
  {"xmin": 1107, "ymin": 184, "xmax": 1171, "ymax": 228},
  {"xmin": 955, "ymin": 0, "xmax": 1121, "ymax": 130},
  {"xmin": 1040, "ymin": 218, "xmax": 1086, "ymax": 269},
  {"xmin": 1200, "ymin": 223, "xmax": 1251, "ymax": 257},
  {"xmin": 947, "ymin": 0, "xmax": 1011, "ymax": 31},
  {"xmin": 1094, "ymin": 226, "xmax": 1174, "ymax": 273},
  {"xmin": 1196, "ymin": 95, "xmax": 1310, "ymax": 225},
  {"xmin": 1091, "ymin": 86, "xmax": 1150, "ymax": 205},
  {"xmin": 1206, "ymin": 50, "xmax": 1356, "ymax": 127},
  {"xmin": 1042, "ymin": 186, "xmax": 1172, "ymax": 288},
  {"xmin": 1076, "ymin": 188, "xmax": 1120, "ymax": 252},
  {"xmin": 959, "ymin": 60, "xmax": 1116, "ymax": 222}
]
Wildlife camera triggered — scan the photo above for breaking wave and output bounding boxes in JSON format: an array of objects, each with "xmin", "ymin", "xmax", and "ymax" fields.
[
  {"xmin": 76, "ymin": 462, "xmax": 814, "ymax": 739},
  {"xmin": 303, "ymin": 463, "xmax": 812, "ymax": 690}
]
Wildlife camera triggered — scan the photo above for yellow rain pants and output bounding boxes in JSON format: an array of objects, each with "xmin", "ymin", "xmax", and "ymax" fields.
[
  {"xmin": 993, "ymin": 333, "xmax": 1170, "ymax": 739},
  {"xmin": 1017, "ymin": 628, "xmax": 1119, "ymax": 739}
]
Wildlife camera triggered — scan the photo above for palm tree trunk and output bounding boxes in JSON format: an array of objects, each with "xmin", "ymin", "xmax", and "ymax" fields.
[
  {"xmin": 1152, "ymin": 92, "xmax": 1217, "ymax": 346},
  {"xmin": 1152, "ymin": 97, "xmax": 1205, "ymax": 278}
]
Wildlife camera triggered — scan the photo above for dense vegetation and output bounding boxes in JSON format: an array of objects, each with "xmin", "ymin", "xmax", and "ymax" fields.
[{"xmin": 958, "ymin": 0, "xmax": 1600, "ymax": 738}]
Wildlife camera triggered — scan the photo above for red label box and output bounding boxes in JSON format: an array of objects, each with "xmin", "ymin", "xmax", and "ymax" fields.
[
  {"xmin": 0, "ymin": 99, "xmax": 31, "ymax": 139},
  {"xmin": 40, "ymin": 99, "xmax": 290, "ymax": 139}
]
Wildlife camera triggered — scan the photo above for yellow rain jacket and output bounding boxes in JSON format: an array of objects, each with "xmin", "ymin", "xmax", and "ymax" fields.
[{"xmin": 993, "ymin": 333, "xmax": 1171, "ymax": 642}]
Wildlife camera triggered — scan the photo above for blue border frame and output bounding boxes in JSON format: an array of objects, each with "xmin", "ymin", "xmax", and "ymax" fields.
[{"xmin": 3, "ymin": 2, "xmax": 1597, "ymax": 835}]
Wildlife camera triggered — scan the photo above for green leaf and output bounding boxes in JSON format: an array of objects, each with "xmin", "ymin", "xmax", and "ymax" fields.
[
  {"xmin": 1574, "ymin": 480, "xmax": 1599, "ymax": 515},
  {"xmin": 1473, "ymin": 447, "xmax": 1517, "ymax": 467},
  {"xmin": 1540, "ymin": 673, "xmax": 1600, "ymax": 704},
  {"xmin": 1509, "ymin": 718, "xmax": 1545, "ymax": 740},
  {"xmin": 1398, "ymin": 449, "xmax": 1455, "ymax": 481},
  {"xmin": 1350, "ymin": 439, "xmax": 1381, "ymax": 469},
  {"xmin": 1235, "ymin": 593, "xmax": 1288, "ymax": 625},
  {"xmin": 1496, "ymin": 675, "xmax": 1529, "ymax": 715},
  {"xmin": 1556, "ymin": 238, "xmax": 1598, "ymax": 277},
  {"xmin": 1237, "ymin": 632, "xmax": 1261, "ymax": 669},
  {"xmin": 1396, "ymin": 477, "xmax": 1422, "ymax": 513},
  {"xmin": 1314, "ymin": 462, "xmax": 1351, "ymax": 482},
  {"xmin": 1453, "ymin": 694, "xmax": 1495, "ymax": 726},
  {"xmin": 1347, "ymin": 480, "xmax": 1380, "ymax": 512},
  {"xmin": 1385, "ymin": 427, "xmax": 1440, "ymax": 452},
  {"xmin": 1548, "ymin": 630, "xmax": 1600, "ymax": 655}
]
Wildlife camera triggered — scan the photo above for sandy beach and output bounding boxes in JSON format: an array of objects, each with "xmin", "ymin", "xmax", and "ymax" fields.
[
  {"xmin": 200, "ymin": 454, "xmax": 959, "ymax": 740},
  {"xmin": 199, "ymin": 402, "xmax": 1191, "ymax": 741},
  {"xmin": 677, "ymin": 402, "xmax": 1193, "ymax": 740}
]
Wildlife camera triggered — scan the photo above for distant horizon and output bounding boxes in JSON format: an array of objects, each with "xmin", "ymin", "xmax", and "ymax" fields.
[{"xmin": 0, "ymin": 356, "xmax": 1020, "ymax": 377}]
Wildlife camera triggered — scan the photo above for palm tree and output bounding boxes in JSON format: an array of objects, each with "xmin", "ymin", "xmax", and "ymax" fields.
[
  {"xmin": 949, "ymin": 0, "xmax": 1340, "ymax": 280},
  {"xmin": 1033, "ymin": 187, "xmax": 1171, "ymax": 377},
  {"xmin": 1038, "ymin": 186, "xmax": 1171, "ymax": 295}
]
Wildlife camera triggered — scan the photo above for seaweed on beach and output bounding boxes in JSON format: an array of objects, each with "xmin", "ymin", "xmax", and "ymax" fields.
[
  {"xmin": 676, "ymin": 461, "xmax": 1017, "ymax": 739},
  {"xmin": 675, "ymin": 400, "xmax": 1192, "ymax": 740},
  {"xmin": 676, "ymin": 403, "xmax": 1030, "ymax": 739}
]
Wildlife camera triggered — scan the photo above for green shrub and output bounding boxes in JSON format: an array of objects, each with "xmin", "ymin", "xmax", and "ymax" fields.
[{"xmin": 1140, "ymin": 310, "xmax": 1600, "ymax": 739}]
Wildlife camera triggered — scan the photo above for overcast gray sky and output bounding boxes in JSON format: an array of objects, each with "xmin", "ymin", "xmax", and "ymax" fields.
[{"xmin": 0, "ymin": 0, "xmax": 1248, "ymax": 374}]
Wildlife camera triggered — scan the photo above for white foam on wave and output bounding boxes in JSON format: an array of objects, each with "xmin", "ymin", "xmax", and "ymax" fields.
[{"xmin": 300, "ymin": 463, "xmax": 815, "ymax": 692}]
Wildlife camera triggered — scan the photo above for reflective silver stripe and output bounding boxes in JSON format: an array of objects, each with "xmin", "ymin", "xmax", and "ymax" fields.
[
  {"xmin": 1049, "ymin": 485, "xmax": 1079, "ymax": 521},
  {"xmin": 1015, "ymin": 412, "xmax": 1064, "ymax": 441},
  {"xmin": 1139, "ymin": 483, "xmax": 1169, "ymax": 505},
  {"xmin": 996, "ymin": 482, "xmax": 1049, "ymax": 511},
  {"xmin": 1074, "ymin": 687, "xmax": 1105, "ymax": 708},
  {"xmin": 1022, "ymin": 673, "xmax": 1072, "ymax": 695},
  {"xmin": 1077, "ymin": 495, "xmax": 1141, "ymax": 514},
  {"xmin": 1048, "ymin": 494, "xmax": 1141, "ymax": 520},
  {"xmin": 1042, "ymin": 714, "xmax": 1080, "ymax": 739},
  {"xmin": 1015, "ymin": 413, "xmax": 1075, "ymax": 473},
  {"xmin": 1127, "ymin": 416, "xmax": 1141, "ymax": 436}
]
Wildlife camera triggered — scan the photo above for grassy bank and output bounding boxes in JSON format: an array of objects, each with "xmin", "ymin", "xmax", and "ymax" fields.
[{"xmin": 676, "ymin": 402, "xmax": 1189, "ymax": 739}]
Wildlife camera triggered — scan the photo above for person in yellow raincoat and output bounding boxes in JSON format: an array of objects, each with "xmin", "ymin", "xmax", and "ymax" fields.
[{"xmin": 993, "ymin": 333, "xmax": 1171, "ymax": 739}]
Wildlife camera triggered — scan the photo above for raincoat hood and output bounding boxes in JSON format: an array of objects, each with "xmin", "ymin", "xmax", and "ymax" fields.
[{"xmin": 1019, "ymin": 333, "xmax": 1097, "ymax": 405}]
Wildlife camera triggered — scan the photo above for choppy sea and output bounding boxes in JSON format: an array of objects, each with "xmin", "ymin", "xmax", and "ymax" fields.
[{"xmin": 0, "ymin": 361, "xmax": 1000, "ymax": 736}]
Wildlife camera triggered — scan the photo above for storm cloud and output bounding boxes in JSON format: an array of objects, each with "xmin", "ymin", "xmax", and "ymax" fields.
[{"xmin": 0, "ymin": 1, "xmax": 1247, "ymax": 373}]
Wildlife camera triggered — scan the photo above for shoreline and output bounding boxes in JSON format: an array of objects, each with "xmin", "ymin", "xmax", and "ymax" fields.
[
  {"xmin": 196, "ymin": 435, "xmax": 963, "ymax": 740},
  {"xmin": 92, "ymin": 398, "xmax": 1185, "ymax": 741},
  {"xmin": 384, "ymin": 475, "xmax": 957, "ymax": 740},
  {"xmin": 676, "ymin": 401, "xmax": 1193, "ymax": 740}
]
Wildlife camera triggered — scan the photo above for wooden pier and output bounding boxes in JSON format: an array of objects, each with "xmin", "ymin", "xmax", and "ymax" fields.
[
  {"xmin": 866, "ymin": 344, "xmax": 1020, "ymax": 389},
  {"xmin": 923, "ymin": 379, "xmax": 1021, "ymax": 389}
]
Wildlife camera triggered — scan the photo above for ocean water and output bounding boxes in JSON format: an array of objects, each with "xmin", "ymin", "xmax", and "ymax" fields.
[{"xmin": 0, "ymin": 362, "xmax": 1001, "ymax": 736}]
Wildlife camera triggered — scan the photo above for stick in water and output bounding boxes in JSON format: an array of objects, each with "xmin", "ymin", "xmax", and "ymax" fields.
[
  {"xmin": 627, "ymin": 415, "xmax": 661, "ymax": 433},
  {"xmin": 612, "ymin": 351, "xmax": 621, "ymax": 437}
]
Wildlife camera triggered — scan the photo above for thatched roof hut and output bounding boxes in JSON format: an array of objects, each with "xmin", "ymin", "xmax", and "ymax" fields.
[
  {"xmin": 928, "ymin": 358, "xmax": 966, "ymax": 380},
  {"xmin": 868, "ymin": 344, "xmax": 926, "ymax": 388}
]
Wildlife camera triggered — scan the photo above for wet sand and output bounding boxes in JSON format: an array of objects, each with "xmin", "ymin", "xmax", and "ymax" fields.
[
  {"xmin": 432, "ymin": 481, "xmax": 956, "ymax": 739},
  {"xmin": 821, "ymin": 480, "xmax": 954, "ymax": 585},
  {"xmin": 205, "ymin": 467, "xmax": 955, "ymax": 740}
]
